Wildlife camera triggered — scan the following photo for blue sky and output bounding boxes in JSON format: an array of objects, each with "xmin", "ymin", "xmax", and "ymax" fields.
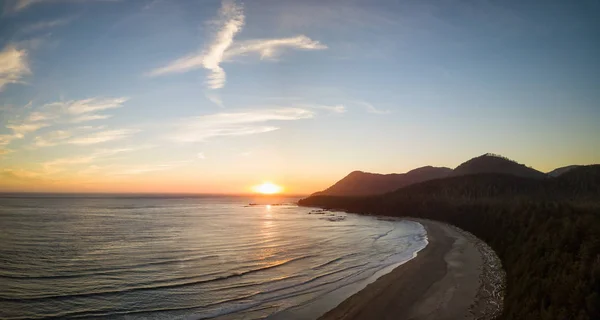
[{"xmin": 0, "ymin": 0, "xmax": 599, "ymax": 193}]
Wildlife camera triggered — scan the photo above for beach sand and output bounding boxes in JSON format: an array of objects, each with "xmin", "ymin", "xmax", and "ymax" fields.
[{"xmin": 318, "ymin": 219, "xmax": 490, "ymax": 320}]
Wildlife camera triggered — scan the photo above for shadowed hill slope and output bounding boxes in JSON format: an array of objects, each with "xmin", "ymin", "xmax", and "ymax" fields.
[
  {"xmin": 299, "ymin": 165, "xmax": 600, "ymax": 320},
  {"xmin": 314, "ymin": 154, "xmax": 554, "ymax": 197},
  {"xmin": 451, "ymin": 153, "xmax": 546, "ymax": 179},
  {"xmin": 312, "ymin": 166, "xmax": 452, "ymax": 196},
  {"xmin": 547, "ymin": 165, "xmax": 581, "ymax": 177}
]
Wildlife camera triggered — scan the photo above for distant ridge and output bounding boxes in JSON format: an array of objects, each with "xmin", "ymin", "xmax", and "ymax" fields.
[
  {"xmin": 313, "ymin": 154, "xmax": 592, "ymax": 197},
  {"xmin": 312, "ymin": 166, "xmax": 452, "ymax": 196},
  {"xmin": 451, "ymin": 153, "xmax": 546, "ymax": 179},
  {"xmin": 299, "ymin": 162, "xmax": 600, "ymax": 320},
  {"xmin": 547, "ymin": 165, "xmax": 580, "ymax": 177}
]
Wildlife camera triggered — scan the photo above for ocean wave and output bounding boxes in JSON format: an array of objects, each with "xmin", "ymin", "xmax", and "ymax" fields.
[
  {"xmin": 0, "ymin": 255, "xmax": 222, "ymax": 280},
  {"xmin": 1, "ymin": 197, "xmax": 428, "ymax": 320},
  {"xmin": 0, "ymin": 256, "xmax": 316, "ymax": 302}
]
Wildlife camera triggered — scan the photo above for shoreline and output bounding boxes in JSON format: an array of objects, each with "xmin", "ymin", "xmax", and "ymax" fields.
[{"xmin": 318, "ymin": 219, "xmax": 504, "ymax": 320}]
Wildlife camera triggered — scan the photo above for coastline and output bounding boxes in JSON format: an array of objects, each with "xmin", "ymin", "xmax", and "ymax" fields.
[{"xmin": 318, "ymin": 219, "xmax": 504, "ymax": 320}]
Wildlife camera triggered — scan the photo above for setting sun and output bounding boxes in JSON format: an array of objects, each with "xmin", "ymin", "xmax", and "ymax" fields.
[{"xmin": 252, "ymin": 182, "xmax": 283, "ymax": 195}]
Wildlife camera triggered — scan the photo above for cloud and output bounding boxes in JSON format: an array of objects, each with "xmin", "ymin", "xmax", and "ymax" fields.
[
  {"xmin": 0, "ymin": 148, "xmax": 13, "ymax": 155},
  {"xmin": 3, "ymin": 0, "xmax": 119, "ymax": 14},
  {"xmin": 42, "ymin": 146, "xmax": 149, "ymax": 173},
  {"xmin": 43, "ymin": 97, "xmax": 126, "ymax": 123},
  {"xmin": 148, "ymin": 0, "xmax": 326, "ymax": 90},
  {"xmin": 33, "ymin": 129, "xmax": 72, "ymax": 147},
  {"xmin": 3, "ymin": 97, "xmax": 128, "ymax": 144},
  {"xmin": 43, "ymin": 155, "xmax": 94, "ymax": 173},
  {"xmin": 0, "ymin": 45, "xmax": 30, "ymax": 91},
  {"xmin": 224, "ymin": 35, "xmax": 327, "ymax": 60},
  {"xmin": 0, "ymin": 134, "xmax": 22, "ymax": 146},
  {"xmin": 149, "ymin": 0, "xmax": 244, "ymax": 90},
  {"xmin": 6, "ymin": 122, "xmax": 48, "ymax": 135},
  {"xmin": 4, "ymin": 0, "xmax": 40, "ymax": 13},
  {"xmin": 70, "ymin": 114, "xmax": 112, "ymax": 123},
  {"xmin": 114, "ymin": 161, "xmax": 190, "ymax": 175},
  {"xmin": 355, "ymin": 101, "xmax": 391, "ymax": 115},
  {"xmin": 22, "ymin": 17, "xmax": 72, "ymax": 33},
  {"xmin": 197, "ymin": 152, "xmax": 206, "ymax": 159},
  {"xmin": 27, "ymin": 111, "xmax": 54, "ymax": 122},
  {"xmin": 0, "ymin": 97, "xmax": 127, "ymax": 150},
  {"xmin": 43, "ymin": 97, "xmax": 129, "ymax": 115},
  {"xmin": 205, "ymin": 92, "xmax": 224, "ymax": 108},
  {"xmin": 1, "ymin": 168, "xmax": 44, "ymax": 182},
  {"xmin": 67, "ymin": 129, "xmax": 139, "ymax": 145},
  {"xmin": 305, "ymin": 104, "xmax": 346, "ymax": 114},
  {"xmin": 173, "ymin": 107, "xmax": 314, "ymax": 142},
  {"xmin": 76, "ymin": 125, "xmax": 106, "ymax": 130},
  {"xmin": 93, "ymin": 146, "xmax": 152, "ymax": 157}
]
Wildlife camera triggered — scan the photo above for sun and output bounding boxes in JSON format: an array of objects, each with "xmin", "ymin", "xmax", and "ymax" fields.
[{"xmin": 252, "ymin": 182, "xmax": 283, "ymax": 195}]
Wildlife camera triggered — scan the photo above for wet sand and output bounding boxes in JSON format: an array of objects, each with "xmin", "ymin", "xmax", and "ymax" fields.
[{"xmin": 319, "ymin": 219, "xmax": 486, "ymax": 320}]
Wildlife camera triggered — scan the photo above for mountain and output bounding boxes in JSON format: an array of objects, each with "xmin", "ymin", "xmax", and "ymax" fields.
[
  {"xmin": 312, "ymin": 166, "xmax": 453, "ymax": 196},
  {"xmin": 547, "ymin": 165, "xmax": 580, "ymax": 177},
  {"xmin": 302, "ymin": 164, "xmax": 600, "ymax": 207},
  {"xmin": 451, "ymin": 153, "xmax": 546, "ymax": 179},
  {"xmin": 314, "ymin": 153, "xmax": 546, "ymax": 197},
  {"xmin": 298, "ymin": 166, "xmax": 600, "ymax": 320}
]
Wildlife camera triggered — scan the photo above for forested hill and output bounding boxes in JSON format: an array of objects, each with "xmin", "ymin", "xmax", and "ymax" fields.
[
  {"xmin": 298, "ymin": 165, "xmax": 600, "ymax": 320},
  {"xmin": 387, "ymin": 165, "xmax": 600, "ymax": 203},
  {"xmin": 311, "ymin": 166, "xmax": 452, "ymax": 196},
  {"xmin": 547, "ymin": 165, "xmax": 581, "ymax": 177},
  {"xmin": 451, "ymin": 153, "xmax": 546, "ymax": 179},
  {"xmin": 313, "ymin": 153, "xmax": 558, "ymax": 197}
]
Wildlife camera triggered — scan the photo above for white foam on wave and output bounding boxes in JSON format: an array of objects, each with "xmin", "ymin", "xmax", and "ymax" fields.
[{"xmin": 266, "ymin": 220, "xmax": 429, "ymax": 320}]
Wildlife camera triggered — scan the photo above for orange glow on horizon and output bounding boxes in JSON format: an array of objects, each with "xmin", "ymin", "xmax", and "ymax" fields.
[{"xmin": 252, "ymin": 182, "xmax": 283, "ymax": 194}]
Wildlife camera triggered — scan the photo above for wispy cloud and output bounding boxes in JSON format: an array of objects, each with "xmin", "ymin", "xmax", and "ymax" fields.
[
  {"xmin": 22, "ymin": 17, "xmax": 72, "ymax": 33},
  {"xmin": 67, "ymin": 128, "xmax": 139, "ymax": 145},
  {"xmin": 173, "ymin": 107, "xmax": 314, "ymax": 142},
  {"xmin": 1, "ymin": 97, "xmax": 128, "ymax": 149},
  {"xmin": 303, "ymin": 104, "xmax": 346, "ymax": 114},
  {"xmin": 149, "ymin": 0, "xmax": 244, "ymax": 89},
  {"xmin": 42, "ymin": 145, "xmax": 150, "ymax": 173},
  {"xmin": 43, "ymin": 155, "xmax": 94, "ymax": 173},
  {"xmin": 355, "ymin": 101, "xmax": 391, "ymax": 115},
  {"xmin": 114, "ymin": 161, "xmax": 190, "ymax": 175},
  {"xmin": 33, "ymin": 129, "xmax": 72, "ymax": 147},
  {"xmin": 29, "ymin": 126, "xmax": 139, "ymax": 148},
  {"xmin": 3, "ymin": 0, "xmax": 119, "ymax": 14},
  {"xmin": 205, "ymin": 92, "xmax": 225, "ymax": 108},
  {"xmin": 70, "ymin": 114, "xmax": 112, "ymax": 123},
  {"xmin": 58, "ymin": 97, "xmax": 128, "ymax": 115},
  {"xmin": 0, "ymin": 45, "xmax": 30, "ymax": 91},
  {"xmin": 1, "ymin": 168, "xmax": 44, "ymax": 182},
  {"xmin": 0, "ymin": 148, "xmax": 13, "ymax": 155},
  {"xmin": 149, "ymin": 0, "xmax": 326, "ymax": 90},
  {"xmin": 0, "ymin": 134, "xmax": 21, "ymax": 146},
  {"xmin": 197, "ymin": 152, "xmax": 206, "ymax": 159},
  {"xmin": 6, "ymin": 122, "xmax": 48, "ymax": 135},
  {"xmin": 224, "ymin": 35, "xmax": 327, "ymax": 60}
]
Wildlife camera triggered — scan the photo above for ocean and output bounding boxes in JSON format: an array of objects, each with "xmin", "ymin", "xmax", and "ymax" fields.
[{"xmin": 0, "ymin": 195, "xmax": 428, "ymax": 319}]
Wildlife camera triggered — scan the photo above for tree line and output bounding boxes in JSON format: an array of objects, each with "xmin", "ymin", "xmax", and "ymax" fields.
[{"xmin": 299, "ymin": 167, "xmax": 600, "ymax": 320}]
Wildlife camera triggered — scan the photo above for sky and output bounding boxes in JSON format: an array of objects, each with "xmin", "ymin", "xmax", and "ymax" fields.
[{"xmin": 0, "ymin": 0, "xmax": 599, "ymax": 194}]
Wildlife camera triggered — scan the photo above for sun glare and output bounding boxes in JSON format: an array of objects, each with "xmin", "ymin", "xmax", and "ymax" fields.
[{"xmin": 252, "ymin": 182, "xmax": 283, "ymax": 195}]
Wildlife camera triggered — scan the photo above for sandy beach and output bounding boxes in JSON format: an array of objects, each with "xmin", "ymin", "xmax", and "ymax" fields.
[{"xmin": 319, "ymin": 219, "xmax": 503, "ymax": 320}]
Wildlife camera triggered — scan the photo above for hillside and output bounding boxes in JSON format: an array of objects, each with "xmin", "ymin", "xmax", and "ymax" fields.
[
  {"xmin": 302, "ymin": 165, "xmax": 600, "ymax": 207},
  {"xmin": 547, "ymin": 165, "xmax": 580, "ymax": 177},
  {"xmin": 314, "ymin": 154, "xmax": 553, "ymax": 197},
  {"xmin": 312, "ymin": 166, "xmax": 452, "ymax": 196},
  {"xmin": 299, "ymin": 165, "xmax": 600, "ymax": 320},
  {"xmin": 451, "ymin": 153, "xmax": 546, "ymax": 179}
]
